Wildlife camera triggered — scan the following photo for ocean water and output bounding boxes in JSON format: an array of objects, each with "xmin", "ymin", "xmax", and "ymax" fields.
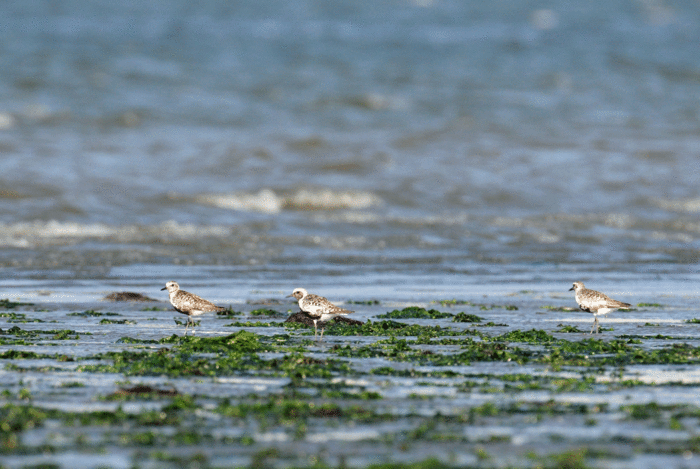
[{"xmin": 0, "ymin": 1, "xmax": 699, "ymax": 295}]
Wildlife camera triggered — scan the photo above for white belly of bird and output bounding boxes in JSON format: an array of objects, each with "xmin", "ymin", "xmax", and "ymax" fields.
[
  {"xmin": 319, "ymin": 312, "xmax": 343, "ymax": 322},
  {"xmin": 594, "ymin": 308, "xmax": 616, "ymax": 316}
]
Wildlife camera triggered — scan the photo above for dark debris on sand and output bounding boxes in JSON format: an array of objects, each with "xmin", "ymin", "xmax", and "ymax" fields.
[
  {"xmin": 113, "ymin": 385, "xmax": 178, "ymax": 396},
  {"xmin": 103, "ymin": 292, "xmax": 158, "ymax": 302},
  {"xmin": 284, "ymin": 311, "xmax": 364, "ymax": 327}
]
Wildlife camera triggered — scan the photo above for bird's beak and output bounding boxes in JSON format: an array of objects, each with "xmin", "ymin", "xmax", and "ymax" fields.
[
  {"xmin": 285, "ymin": 294, "xmax": 294, "ymax": 298},
  {"xmin": 568, "ymin": 287, "xmax": 574, "ymax": 291},
  {"xmin": 161, "ymin": 287, "xmax": 167, "ymax": 291}
]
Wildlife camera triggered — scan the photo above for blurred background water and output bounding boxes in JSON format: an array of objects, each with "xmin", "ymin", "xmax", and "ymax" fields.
[{"xmin": 0, "ymin": 0, "xmax": 699, "ymax": 299}]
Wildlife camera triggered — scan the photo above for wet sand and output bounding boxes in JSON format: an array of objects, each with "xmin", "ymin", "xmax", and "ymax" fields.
[{"xmin": 2, "ymin": 277, "xmax": 700, "ymax": 468}]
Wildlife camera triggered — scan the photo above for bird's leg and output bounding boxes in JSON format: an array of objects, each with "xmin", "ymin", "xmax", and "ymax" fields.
[
  {"xmin": 319, "ymin": 326, "xmax": 325, "ymax": 340},
  {"xmin": 184, "ymin": 317, "xmax": 192, "ymax": 336},
  {"xmin": 313, "ymin": 319, "xmax": 318, "ymax": 338}
]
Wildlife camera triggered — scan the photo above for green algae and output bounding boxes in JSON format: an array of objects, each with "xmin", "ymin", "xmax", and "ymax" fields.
[
  {"xmin": 1, "ymin": 403, "xmax": 48, "ymax": 450},
  {"xmin": 377, "ymin": 307, "xmax": 453, "ymax": 319},
  {"xmin": 480, "ymin": 304, "xmax": 518, "ymax": 311},
  {"xmin": 224, "ymin": 321, "xmax": 286, "ymax": 327},
  {"xmin": 0, "ymin": 350, "xmax": 47, "ymax": 359},
  {"xmin": 347, "ymin": 300, "xmax": 381, "ymax": 306},
  {"xmin": 623, "ymin": 402, "xmax": 663, "ymax": 420},
  {"xmin": 324, "ymin": 328, "xmax": 700, "ymax": 369},
  {"xmin": 141, "ymin": 451, "xmax": 208, "ymax": 467},
  {"xmin": 79, "ymin": 331, "xmax": 350, "ymax": 378},
  {"xmin": 67, "ymin": 310, "xmax": 120, "ymax": 317},
  {"xmin": 0, "ymin": 312, "xmax": 47, "ymax": 323},
  {"xmin": 7, "ymin": 297, "xmax": 700, "ymax": 469},
  {"xmin": 0, "ymin": 299, "xmax": 35, "ymax": 309},
  {"xmin": 542, "ymin": 305, "xmax": 576, "ymax": 312},
  {"xmin": 80, "ymin": 335, "xmax": 260, "ymax": 377},
  {"xmin": 55, "ymin": 322, "xmax": 700, "ymax": 379},
  {"xmin": 117, "ymin": 337, "xmax": 159, "ymax": 344},
  {"xmin": 0, "ymin": 399, "xmax": 192, "ymax": 443},
  {"xmin": 477, "ymin": 321, "xmax": 509, "ymax": 327},
  {"xmin": 0, "ymin": 338, "xmax": 34, "ymax": 346},
  {"xmin": 249, "ymin": 308, "xmax": 284, "ymax": 316},
  {"xmin": 332, "ymin": 336, "xmax": 529, "ymax": 366},
  {"xmin": 0, "ymin": 326, "xmax": 84, "ymax": 341},
  {"xmin": 159, "ymin": 330, "xmax": 263, "ymax": 353},
  {"xmin": 321, "ymin": 389, "xmax": 382, "ymax": 400},
  {"xmin": 363, "ymin": 459, "xmax": 456, "ymax": 469},
  {"xmin": 369, "ymin": 366, "xmax": 461, "ymax": 378},
  {"xmin": 226, "ymin": 321, "xmax": 282, "ymax": 327},
  {"xmin": 452, "ymin": 312, "xmax": 483, "ymax": 323},
  {"xmin": 435, "ymin": 299, "xmax": 475, "ymax": 307},
  {"xmin": 495, "ymin": 374, "xmax": 596, "ymax": 393},
  {"xmin": 542, "ymin": 448, "xmax": 592, "ymax": 469},
  {"xmin": 555, "ymin": 325, "xmax": 585, "ymax": 333},
  {"xmin": 492, "ymin": 329, "xmax": 557, "ymax": 343},
  {"xmin": 324, "ymin": 320, "xmax": 460, "ymax": 337},
  {"xmin": 347, "ymin": 299, "xmax": 380, "ymax": 305},
  {"xmin": 99, "ymin": 318, "xmax": 136, "ymax": 325},
  {"xmin": 214, "ymin": 397, "xmax": 385, "ymax": 425},
  {"xmin": 215, "ymin": 308, "xmax": 242, "ymax": 317},
  {"xmin": 618, "ymin": 334, "xmax": 682, "ymax": 340},
  {"xmin": 59, "ymin": 382, "xmax": 85, "ymax": 388}
]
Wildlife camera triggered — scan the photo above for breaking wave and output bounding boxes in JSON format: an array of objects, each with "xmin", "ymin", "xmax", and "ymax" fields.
[
  {"xmin": 193, "ymin": 188, "xmax": 382, "ymax": 213},
  {"xmin": 0, "ymin": 220, "xmax": 233, "ymax": 248},
  {"xmin": 653, "ymin": 197, "xmax": 700, "ymax": 214}
]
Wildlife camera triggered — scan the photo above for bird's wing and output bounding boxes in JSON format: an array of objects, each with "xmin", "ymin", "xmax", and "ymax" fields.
[
  {"xmin": 327, "ymin": 305, "xmax": 354, "ymax": 315},
  {"xmin": 607, "ymin": 299, "xmax": 632, "ymax": 309},
  {"xmin": 302, "ymin": 294, "xmax": 353, "ymax": 315},
  {"xmin": 175, "ymin": 291, "xmax": 224, "ymax": 312},
  {"xmin": 583, "ymin": 289, "xmax": 630, "ymax": 310}
]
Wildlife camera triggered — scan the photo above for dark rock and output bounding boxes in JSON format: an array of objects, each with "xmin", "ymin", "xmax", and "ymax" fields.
[
  {"xmin": 113, "ymin": 385, "xmax": 177, "ymax": 396},
  {"xmin": 284, "ymin": 311, "xmax": 364, "ymax": 327},
  {"xmin": 103, "ymin": 292, "xmax": 158, "ymax": 302}
]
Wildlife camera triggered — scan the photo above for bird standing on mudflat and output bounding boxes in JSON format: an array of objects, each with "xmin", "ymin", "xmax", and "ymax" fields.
[
  {"xmin": 161, "ymin": 281, "xmax": 226, "ymax": 335},
  {"xmin": 288, "ymin": 288, "xmax": 354, "ymax": 339},
  {"xmin": 569, "ymin": 281, "xmax": 632, "ymax": 334}
]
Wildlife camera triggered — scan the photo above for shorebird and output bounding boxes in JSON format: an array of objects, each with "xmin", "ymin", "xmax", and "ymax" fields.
[
  {"xmin": 161, "ymin": 281, "xmax": 225, "ymax": 335},
  {"xmin": 287, "ymin": 288, "xmax": 354, "ymax": 339},
  {"xmin": 569, "ymin": 281, "xmax": 632, "ymax": 334}
]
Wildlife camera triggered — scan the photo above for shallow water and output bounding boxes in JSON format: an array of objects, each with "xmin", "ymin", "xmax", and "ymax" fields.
[
  {"xmin": 2, "ymin": 285, "xmax": 700, "ymax": 468},
  {"xmin": 2, "ymin": 0, "xmax": 700, "ymax": 467}
]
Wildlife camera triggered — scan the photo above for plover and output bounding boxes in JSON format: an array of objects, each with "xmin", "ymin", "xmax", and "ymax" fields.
[
  {"xmin": 287, "ymin": 288, "xmax": 354, "ymax": 339},
  {"xmin": 569, "ymin": 281, "xmax": 632, "ymax": 334},
  {"xmin": 161, "ymin": 281, "xmax": 226, "ymax": 335}
]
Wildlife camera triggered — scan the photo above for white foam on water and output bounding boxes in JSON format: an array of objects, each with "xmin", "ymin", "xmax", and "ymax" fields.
[{"xmin": 194, "ymin": 188, "xmax": 382, "ymax": 213}]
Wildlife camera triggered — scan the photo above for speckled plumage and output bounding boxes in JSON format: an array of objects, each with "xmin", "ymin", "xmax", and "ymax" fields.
[
  {"xmin": 288, "ymin": 288, "xmax": 354, "ymax": 339},
  {"xmin": 569, "ymin": 281, "xmax": 632, "ymax": 334},
  {"xmin": 161, "ymin": 281, "xmax": 225, "ymax": 334}
]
